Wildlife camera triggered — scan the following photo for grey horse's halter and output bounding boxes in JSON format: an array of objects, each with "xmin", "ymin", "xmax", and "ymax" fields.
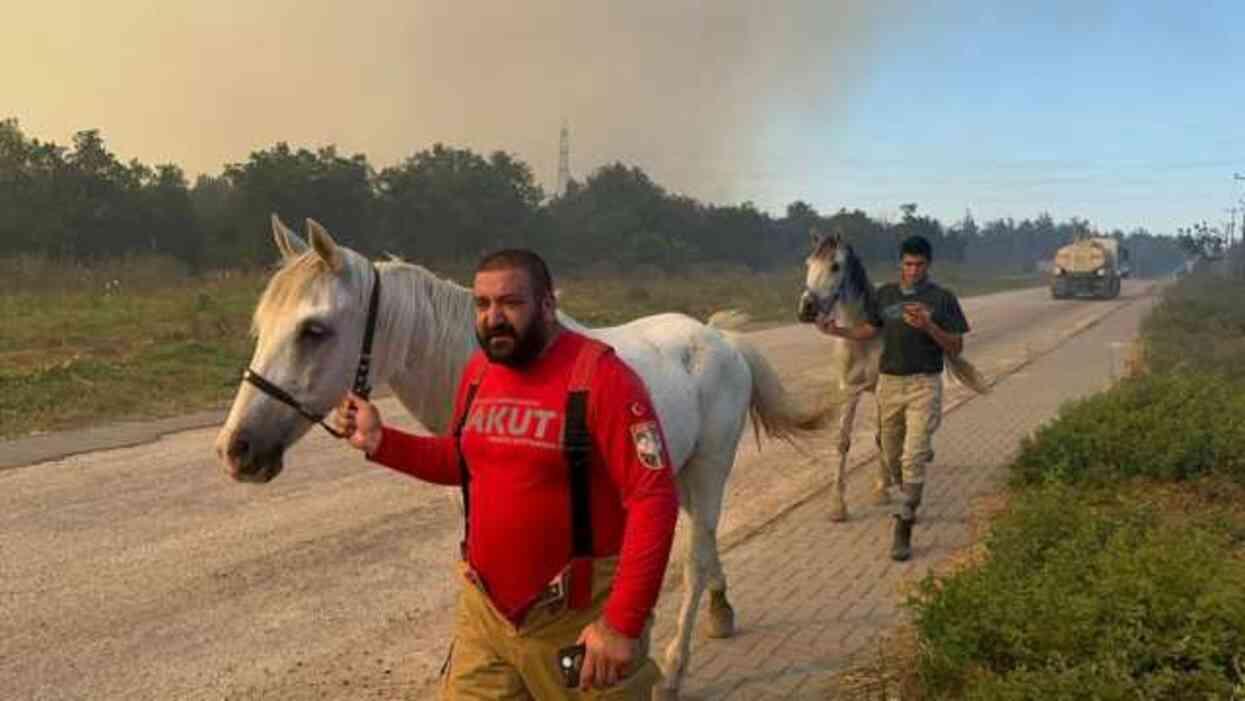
[
  {"xmin": 241, "ymin": 265, "xmax": 381, "ymax": 439},
  {"xmin": 804, "ymin": 258, "xmax": 850, "ymax": 319}
]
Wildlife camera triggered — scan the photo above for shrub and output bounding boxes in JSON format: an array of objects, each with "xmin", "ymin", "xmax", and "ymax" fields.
[
  {"xmin": 1010, "ymin": 372, "xmax": 1245, "ymax": 485},
  {"xmin": 910, "ymin": 483, "xmax": 1245, "ymax": 699}
]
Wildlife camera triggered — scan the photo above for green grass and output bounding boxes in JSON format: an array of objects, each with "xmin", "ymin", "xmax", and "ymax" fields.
[
  {"xmin": 0, "ymin": 256, "xmax": 1041, "ymax": 439},
  {"xmin": 558, "ymin": 262, "xmax": 1043, "ymax": 327},
  {"xmin": 1141, "ymin": 272, "xmax": 1245, "ymax": 381}
]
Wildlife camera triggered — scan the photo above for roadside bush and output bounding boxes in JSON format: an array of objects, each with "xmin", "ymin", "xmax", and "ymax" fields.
[
  {"xmin": 910, "ymin": 483, "xmax": 1245, "ymax": 700},
  {"xmin": 1010, "ymin": 372, "xmax": 1245, "ymax": 485},
  {"xmin": 1142, "ymin": 273, "xmax": 1245, "ymax": 381}
]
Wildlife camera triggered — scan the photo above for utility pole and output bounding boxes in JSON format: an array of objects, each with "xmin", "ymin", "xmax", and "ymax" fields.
[
  {"xmin": 556, "ymin": 120, "xmax": 571, "ymax": 197},
  {"xmin": 1234, "ymin": 173, "xmax": 1245, "ymax": 248},
  {"xmin": 1226, "ymin": 207, "xmax": 1238, "ymax": 250}
]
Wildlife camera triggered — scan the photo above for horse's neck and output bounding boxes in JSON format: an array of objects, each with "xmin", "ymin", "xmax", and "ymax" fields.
[
  {"xmin": 833, "ymin": 298, "xmax": 869, "ymax": 327},
  {"xmin": 829, "ymin": 294, "xmax": 881, "ymax": 390},
  {"xmin": 372, "ymin": 262, "xmax": 593, "ymax": 434},
  {"xmin": 374, "ymin": 262, "xmax": 479, "ymax": 434}
]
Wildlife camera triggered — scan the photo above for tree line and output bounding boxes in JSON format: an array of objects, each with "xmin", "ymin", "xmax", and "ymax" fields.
[{"xmin": 0, "ymin": 118, "xmax": 1186, "ymax": 276}]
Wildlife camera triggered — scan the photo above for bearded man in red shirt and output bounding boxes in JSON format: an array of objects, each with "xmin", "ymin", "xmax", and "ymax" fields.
[{"xmin": 336, "ymin": 249, "xmax": 679, "ymax": 699}]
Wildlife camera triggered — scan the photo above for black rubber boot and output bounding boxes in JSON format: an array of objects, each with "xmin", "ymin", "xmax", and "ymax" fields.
[
  {"xmin": 898, "ymin": 482, "xmax": 924, "ymax": 525},
  {"xmin": 890, "ymin": 515, "xmax": 914, "ymax": 561}
]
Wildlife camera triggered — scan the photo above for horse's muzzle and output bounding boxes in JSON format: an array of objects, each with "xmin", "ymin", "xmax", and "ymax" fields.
[
  {"xmin": 216, "ymin": 427, "xmax": 286, "ymax": 483},
  {"xmin": 796, "ymin": 293, "xmax": 818, "ymax": 323}
]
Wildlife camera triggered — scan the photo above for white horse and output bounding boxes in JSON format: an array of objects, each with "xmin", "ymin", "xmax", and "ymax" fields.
[
  {"xmin": 796, "ymin": 231, "xmax": 989, "ymax": 521},
  {"xmin": 214, "ymin": 216, "xmax": 827, "ymax": 699}
]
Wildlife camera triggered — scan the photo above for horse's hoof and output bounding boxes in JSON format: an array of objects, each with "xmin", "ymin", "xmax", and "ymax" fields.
[
  {"xmin": 828, "ymin": 496, "xmax": 848, "ymax": 522},
  {"xmin": 652, "ymin": 687, "xmax": 680, "ymax": 701},
  {"xmin": 704, "ymin": 599, "xmax": 736, "ymax": 639}
]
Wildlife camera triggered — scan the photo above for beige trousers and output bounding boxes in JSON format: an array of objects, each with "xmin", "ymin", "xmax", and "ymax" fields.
[
  {"xmin": 876, "ymin": 372, "xmax": 943, "ymax": 487},
  {"xmin": 441, "ymin": 558, "xmax": 661, "ymax": 700}
]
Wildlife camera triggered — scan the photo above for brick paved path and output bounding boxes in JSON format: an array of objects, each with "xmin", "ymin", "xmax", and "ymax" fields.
[{"xmin": 648, "ymin": 292, "xmax": 1158, "ymax": 700}]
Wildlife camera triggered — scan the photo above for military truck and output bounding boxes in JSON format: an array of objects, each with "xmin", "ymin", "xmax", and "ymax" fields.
[{"xmin": 1050, "ymin": 236, "xmax": 1127, "ymax": 299}]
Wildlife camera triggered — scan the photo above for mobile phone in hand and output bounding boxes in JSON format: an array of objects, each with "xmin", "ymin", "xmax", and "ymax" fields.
[{"xmin": 557, "ymin": 643, "xmax": 587, "ymax": 688}]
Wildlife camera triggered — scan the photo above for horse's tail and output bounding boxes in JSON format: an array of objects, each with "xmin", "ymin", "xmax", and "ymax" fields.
[
  {"xmin": 944, "ymin": 354, "xmax": 991, "ymax": 395},
  {"xmin": 708, "ymin": 312, "xmax": 828, "ymax": 446}
]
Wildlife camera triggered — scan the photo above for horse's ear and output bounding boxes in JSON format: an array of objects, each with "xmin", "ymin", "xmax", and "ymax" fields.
[
  {"xmin": 809, "ymin": 227, "xmax": 825, "ymax": 247},
  {"xmin": 831, "ymin": 227, "xmax": 845, "ymax": 245},
  {"xmin": 306, "ymin": 218, "xmax": 344, "ymax": 272},
  {"xmin": 271, "ymin": 214, "xmax": 308, "ymax": 260}
]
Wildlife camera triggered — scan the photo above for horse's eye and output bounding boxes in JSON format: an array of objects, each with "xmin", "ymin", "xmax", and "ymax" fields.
[
  {"xmin": 830, "ymin": 263, "xmax": 841, "ymax": 273},
  {"xmin": 300, "ymin": 322, "xmax": 331, "ymax": 341}
]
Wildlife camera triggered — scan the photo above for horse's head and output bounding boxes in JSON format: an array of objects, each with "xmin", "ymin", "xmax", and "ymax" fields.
[
  {"xmin": 797, "ymin": 228, "xmax": 869, "ymax": 323},
  {"xmin": 214, "ymin": 216, "xmax": 378, "ymax": 483}
]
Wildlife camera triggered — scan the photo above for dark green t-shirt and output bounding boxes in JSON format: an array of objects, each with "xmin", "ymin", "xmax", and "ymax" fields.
[{"xmin": 865, "ymin": 280, "xmax": 970, "ymax": 375}]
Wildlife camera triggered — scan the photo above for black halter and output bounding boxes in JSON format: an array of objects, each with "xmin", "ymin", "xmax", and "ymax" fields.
[
  {"xmin": 242, "ymin": 265, "xmax": 382, "ymax": 439},
  {"xmin": 805, "ymin": 271, "xmax": 848, "ymax": 319}
]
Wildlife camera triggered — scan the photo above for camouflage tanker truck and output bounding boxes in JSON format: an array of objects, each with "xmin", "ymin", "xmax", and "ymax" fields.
[{"xmin": 1050, "ymin": 236, "xmax": 1128, "ymax": 299}]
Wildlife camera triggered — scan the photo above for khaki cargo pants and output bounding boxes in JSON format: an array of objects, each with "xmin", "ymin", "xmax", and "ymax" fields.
[
  {"xmin": 441, "ymin": 558, "xmax": 661, "ymax": 700},
  {"xmin": 876, "ymin": 372, "xmax": 943, "ymax": 489}
]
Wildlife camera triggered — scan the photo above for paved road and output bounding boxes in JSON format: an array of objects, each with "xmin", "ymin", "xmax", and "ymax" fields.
[
  {"xmin": 647, "ymin": 285, "xmax": 1160, "ymax": 699},
  {"xmin": 0, "ymin": 281, "xmax": 1154, "ymax": 700}
]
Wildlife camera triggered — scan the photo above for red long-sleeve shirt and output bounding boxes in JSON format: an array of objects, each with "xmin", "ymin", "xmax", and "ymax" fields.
[{"xmin": 367, "ymin": 330, "xmax": 679, "ymax": 638}]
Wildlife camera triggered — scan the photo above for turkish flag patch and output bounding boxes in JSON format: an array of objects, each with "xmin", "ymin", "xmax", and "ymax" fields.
[{"xmin": 629, "ymin": 421, "xmax": 665, "ymax": 470}]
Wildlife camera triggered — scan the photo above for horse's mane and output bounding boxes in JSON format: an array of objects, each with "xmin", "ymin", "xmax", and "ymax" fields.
[
  {"xmin": 384, "ymin": 258, "xmax": 477, "ymax": 374},
  {"xmin": 840, "ymin": 244, "xmax": 875, "ymax": 308},
  {"xmin": 811, "ymin": 235, "xmax": 836, "ymax": 262}
]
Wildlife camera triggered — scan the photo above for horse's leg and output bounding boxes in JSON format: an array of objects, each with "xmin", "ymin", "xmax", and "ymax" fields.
[
  {"xmin": 657, "ymin": 474, "xmax": 706, "ymax": 701},
  {"xmin": 828, "ymin": 389, "xmax": 862, "ymax": 522},
  {"xmin": 657, "ymin": 454, "xmax": 734, "ymax": 701},
  {"xmin": 694, "ymin": 456, "xmax": 734, "ymax": 641}
]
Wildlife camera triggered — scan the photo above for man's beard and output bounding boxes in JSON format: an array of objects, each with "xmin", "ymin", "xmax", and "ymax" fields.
[{"xmin": 477, "ymin": 320, "xmax": 549, "ymax": 367}]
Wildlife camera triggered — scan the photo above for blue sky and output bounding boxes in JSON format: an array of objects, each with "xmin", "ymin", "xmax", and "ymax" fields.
[
  {"xmin": 4, "ymin": 1, "xmax": 1242, "ymax": 236},
  {"xmin": 749, "ymin": 1, "xmax": 1245, "ymax": 233}
]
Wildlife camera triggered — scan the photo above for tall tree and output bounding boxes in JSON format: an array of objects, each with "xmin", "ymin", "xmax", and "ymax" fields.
[
  {"xmin": 375, "ymin": 144, "xmax": 546, "ymax": 261},
  {"xmin": 223, "ymin": 142, "xmax": 376, "ymax": 263}
]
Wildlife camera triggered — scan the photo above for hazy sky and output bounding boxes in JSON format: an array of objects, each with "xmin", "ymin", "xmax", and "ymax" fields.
[{"xmin": 6, "ymin": 0, "xmax": 1244, "ymax": 234}]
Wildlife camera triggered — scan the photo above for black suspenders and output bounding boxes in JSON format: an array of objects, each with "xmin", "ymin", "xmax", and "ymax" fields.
[
  {"xmin": 453, "ymin": 380, "xmax": 481, "ymax": 558},
  {"xmin": 563, "ymin": 389, "xmax": 593, "ymax": 566},
  {"xmin": 453, "ymin": 341, "xmax": 606, "ymax": 608}
]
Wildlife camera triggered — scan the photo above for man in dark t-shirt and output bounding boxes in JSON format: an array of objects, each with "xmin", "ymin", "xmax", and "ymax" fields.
[{"xmin": 816, "ymin": 235, "xmax": 970, "ymax": 561}]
